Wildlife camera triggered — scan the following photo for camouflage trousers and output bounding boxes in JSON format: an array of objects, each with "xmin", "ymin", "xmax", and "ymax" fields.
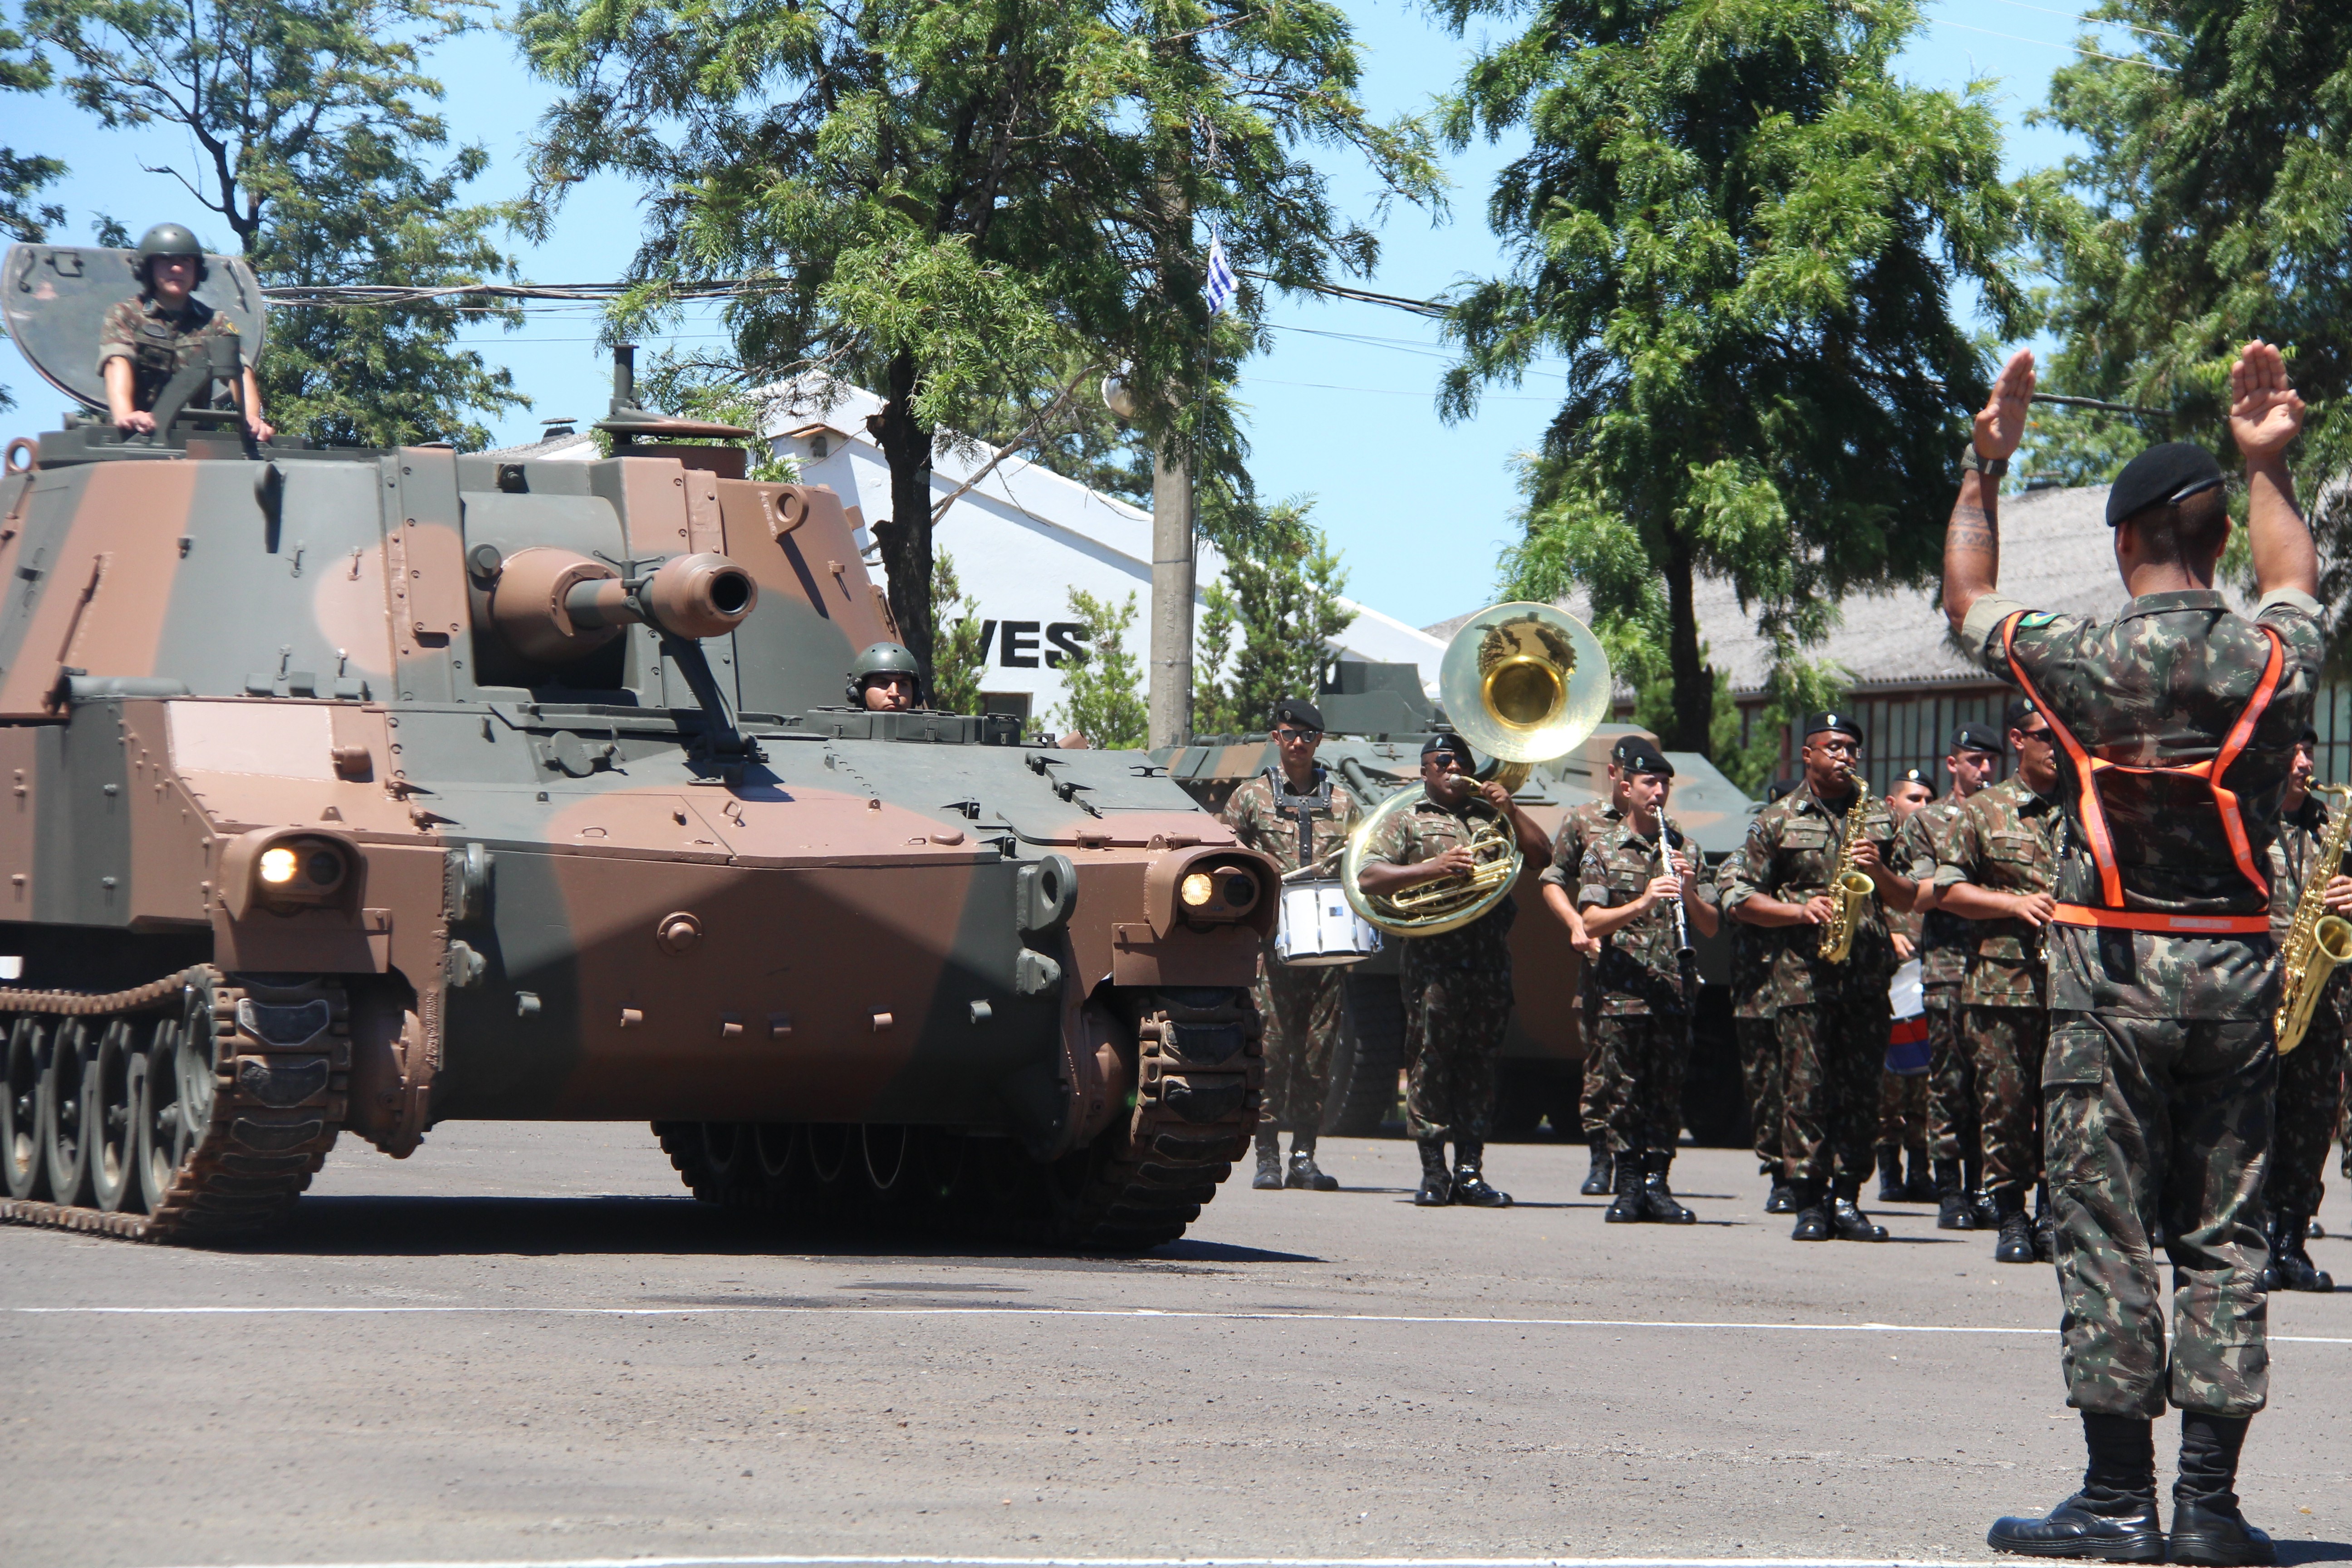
[
  {"xmin": 1877, "ymin": 1069, "xmax": 1928, "ymax": 1149},
  {"xmin": 2045, "ymin": 1010, "xmax": 2272, "ymax": 1420},
  {"xmin": 1925, "ymin": 986, "xmax": 1980, "ymax": 1168},
  {"xmin": 1736, "ymin": 1016, "xmax": 1781, "ymax": 1169},
  {"xmin": 1593, "ymin": 1013, "xmax": 1688, "ymax": 1154},
  {"xmin": 1966, "ymin": 1004, "xmax": 2050, "ymax": 1195},
  {"xmin": 1401, "ymin": 951, "xmax": 1513, "ymax": 1143},
  {"xmin": 1580, "ymin": 999, "xmax": 1629, "ymax": 1141},
  {"xmin": 1254, "ymin": 956, "xmax": 1345, "ymax": 1137},
  {"xmin": 1776, "ymin": 983, "xmax": 1891, "ymax": 1188},
  {"xmin": 2269, "ymin": 1019, "xmax": 2345, "ymax": 1216}
]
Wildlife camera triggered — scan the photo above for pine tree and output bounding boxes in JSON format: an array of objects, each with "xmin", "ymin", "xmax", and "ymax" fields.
[
  {"xmin": 1051, "ymin": 589, "xmax": 1148, "ymax": 749},
  {"xmin": 1194, "ymin": 502, "xmax": 1354, "ymax": 738}
]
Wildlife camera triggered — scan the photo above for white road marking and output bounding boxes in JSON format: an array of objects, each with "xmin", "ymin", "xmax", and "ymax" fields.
[
  {"xmin": 150, "ymin": 1557, "xmax": 2024, "ymax": 1568},
  {"xmin": 5, "ymin": 1303, "xmax": 2349, "ymax": 1344}
]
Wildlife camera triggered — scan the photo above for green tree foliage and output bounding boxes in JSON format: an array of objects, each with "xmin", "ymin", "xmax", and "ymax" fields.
[
  {"xmin": 1, "ymin": 26, "xmax": 63, "ymax": 244},
  {"xmin": 26, "ymin": 0, "xmax": 526, "ymax": 446},
  {"xmin": 1193, "ymin": 501, "xmax": 1354, "ymax": 738},
  {"xmin": 1441, "ymin": 0, "xmax": 2040, "ymax": 758},
  {"xmin": 518, "ymin": 0, "xmax": 1436, "ymax": 684},
  {"xmin": 929, "ymin": 549, "xmax": 988, "ymax": 717},
  {"xmin": 1051, "ymin": 588, "xmax": 1149, "ymax": 749},
  {"xmin": 2035, "ymin": 0, "xmax": 2352, "ymax": 655}
]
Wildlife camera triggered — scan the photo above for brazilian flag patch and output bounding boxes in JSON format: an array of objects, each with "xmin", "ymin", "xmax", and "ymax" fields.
[{"xmin": 2018, "ymin": 612, "xmax": 2058, "ymax": 629}]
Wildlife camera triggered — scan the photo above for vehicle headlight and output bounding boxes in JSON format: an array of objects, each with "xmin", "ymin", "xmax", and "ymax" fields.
[
  {"xmin": 260, "ymin": 847, "xmax": 299, "ymax": 885},
  {"xmin": 1181, "ymin": 872, "xmax": 1215, "ymax": 907}
]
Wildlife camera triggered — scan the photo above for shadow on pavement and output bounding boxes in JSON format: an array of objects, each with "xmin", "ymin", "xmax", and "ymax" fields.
[
  {"xmin": 227, "ymin": 1194, "xmax": 1319, "ymax": 1266},
  {"xmin": 2276, "ymin": 1542, "xmax": 2352, "ymax": 1565}
]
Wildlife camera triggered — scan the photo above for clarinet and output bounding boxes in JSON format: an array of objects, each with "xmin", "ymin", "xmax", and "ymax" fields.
[{"xmin": 1660, "ymin": 811, "xmax": 1698, "ymax": 1008}]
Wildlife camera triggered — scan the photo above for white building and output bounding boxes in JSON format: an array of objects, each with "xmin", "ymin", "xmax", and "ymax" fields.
[{"xmin": 498, "ymin": 379, "xmax": 1446, "ymax": 729}]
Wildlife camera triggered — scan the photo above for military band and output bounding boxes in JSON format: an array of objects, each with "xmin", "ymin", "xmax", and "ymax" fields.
[
  {"xmin": 2261, "ymin": 726, "xmax": 2350, "ymax": 1293},
  {"xmin": 1878, "ymin": 768, "xmax": 1938, "ymax": 1205},
  {"xmin": 1535, "ymin": 750, "xmax": 1627, "ymax": 1196}
]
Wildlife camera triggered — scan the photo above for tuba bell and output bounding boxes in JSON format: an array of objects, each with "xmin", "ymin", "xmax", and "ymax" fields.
[{"xmin": 1342, "ymin": 602, "xmax": 1612, "ymax": 937}]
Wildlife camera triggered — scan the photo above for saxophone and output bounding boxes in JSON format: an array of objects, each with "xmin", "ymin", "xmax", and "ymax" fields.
[
  {"xmin": 1818, "ymin": 779, "xmax": 1877, "ymax": 965},
  {"xmin": 2276, "ymin": 783, "xmax": 2352, "ymax": 1055}
]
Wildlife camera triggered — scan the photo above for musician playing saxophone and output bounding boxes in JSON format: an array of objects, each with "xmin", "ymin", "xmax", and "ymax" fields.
[
  {"xmin": 1358, "ymin": 732, "xmax": 1553, "ymax": 1209},
  {"xmin": 1574, "ymin": 739, "xmax": 1720, "ymax": 1224},
  {"xmin": 1931, "ymin": 698, "xmax": 2063, "ymax": 1270},
  {"xmin": 1722, "ymin": 712, "xmax": 1917, "ymax": 1242},
  {"xmin": 2260, "ymin": 725, "xmax": 2352, "ymax": 1292}
]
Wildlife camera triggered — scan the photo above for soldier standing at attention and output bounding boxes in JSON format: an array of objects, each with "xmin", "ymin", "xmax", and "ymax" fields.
[
  {"xmin": 1877, "ymin": 768, "xmax": 1938, "ymax": 1205},
  {"xmin": 1538, "ymin": 748, "xmax": 1626, "ymax": 1195},
  {"xmin": 1951, "ymin": 341, "xmax": 2322, "ymax": 1565},
  {"xmin": 1934, "ymin": 698, "xmax": 2063, "ymax": 1269},
  {"xmin": 1358, "ymin": 732, "xmax": 1553, "ymax": 1208},
  {"xmin": 1575, "ymin": 738, "xmax": 1720, "ymax": 1223},
  {"xmin": 1901, "ymin": 728, "xmax": 2007, "ymax": 1230},
  {"xmin": 99, "ymin": 223, "xmax": 273, "ymax": 441},
  {"xmin": 1724, "ymin": 715, "xmax": 1916, "ymax": 1242},
  {"xmin": 1222, "ymin": 699, "xmax": 1361, "ymax": 1193},
  {"xmin": 2260, "ymin": 726, "xmax": 2351, "ymax": 1291},
  {"xmin": 1725, "ymin": 777, "xmax": 1798, "ymax": 1212}
]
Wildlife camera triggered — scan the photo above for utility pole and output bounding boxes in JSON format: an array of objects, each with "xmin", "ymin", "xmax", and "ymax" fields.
[{"xmin": 1147, "ymin": 436, "xmax": 1195, "ymax": 750}]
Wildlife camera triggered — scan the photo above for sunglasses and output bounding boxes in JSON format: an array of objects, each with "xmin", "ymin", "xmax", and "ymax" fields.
[
  {"xmin": 1272, "ymin": 727, "xmax": 1322, "ymax": 741},
  {"xmin": 2014, "ymin": 726, "xmax": 2052, "ymax": 744}
]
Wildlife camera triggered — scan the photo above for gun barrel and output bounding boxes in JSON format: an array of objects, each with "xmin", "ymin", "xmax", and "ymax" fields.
[{"xmin": 493, "ymin": 547, "xmax": 758, "ymax": 664}]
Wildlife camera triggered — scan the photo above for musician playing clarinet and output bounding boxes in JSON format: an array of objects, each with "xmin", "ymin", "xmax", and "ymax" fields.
[
  {"xmin": 1950, "ymin": 341, "xmax": 2323, "ymax": 1565},
  {"xmin": 1573, "ymin": 737, "xmax": 1719, "ymax": 1224},
  {"xmin": 1222, "ymin": 698, "xmax": 1362, "ymax": 1195}
]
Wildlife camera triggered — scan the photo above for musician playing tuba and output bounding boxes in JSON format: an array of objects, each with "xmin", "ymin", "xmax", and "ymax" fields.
[
  {"xmin": 2259, "ymin": 725, "xmax": 2352, "ymax": 1293},
  {"xmin": 1721, "ymin": 712, "xmax": 1918, "ymax": 1244},
  {"xmin": 1356, "ymin": 733, "xmax": 1554, "ymax": 1208}
]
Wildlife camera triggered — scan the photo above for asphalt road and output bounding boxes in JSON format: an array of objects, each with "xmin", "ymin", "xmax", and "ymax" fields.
[{"xmin": 5, "ymin": 1125, "xmax": 2349, "ymax": 1568}]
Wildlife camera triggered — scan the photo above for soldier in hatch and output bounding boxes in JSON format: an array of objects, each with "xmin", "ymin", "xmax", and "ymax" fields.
[
  {"xmin": 847, "ymin": 643, "xmax": 923, "ymax": 712},
  {"xmin": 98, "ymin": 223, "xmax": 273, "ymax": 441}
]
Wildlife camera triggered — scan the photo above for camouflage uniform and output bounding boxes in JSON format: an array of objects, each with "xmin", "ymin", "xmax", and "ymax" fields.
[
  {"xmin": 1963, "ymin": 584, "xmax": 2324, "ymax": 1420},
  {"xmin": 1897, "ymin": 794, "xmax": 1983, "ymax": 1172},
  {"xmin": 1720, "ymin": 781, "xmax": 1897, "ymax": 1191},
  {"xmin": 1877, "ymin": 901, "xmax": 1930, "ymax": 1151},
  {"xmin": 1577, "ymin": 818, "xmax": 1718, "ymax": 1154},
  {"xmin": 2264, "ymin": 793, "xmax": 2349, "ymax": 1218},
  {"xmin": 1720, "ymin": 854, "xmax": 1782, "ymax": 1171},
  {"xmin": 1540, "ymin": 802, "xmax": 1622, "ymax": 1139},
  {"xmin": 97, "ymin": 294, "xmax": 244, "ymax": 413},
  {"xmin": 1367, "ymin": 797, "xmax": 1517, "ymax": 1143},
  {"xmin": 1935, "ymin": 776, "xmax": 2060, "ymax": 1196},
  {"xmin": 1222, "ymin": 767, "xmax": 1361, "ymax": 1137}
]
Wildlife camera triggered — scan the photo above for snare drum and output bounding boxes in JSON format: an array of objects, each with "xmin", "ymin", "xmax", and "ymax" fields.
[{"xmin": 1273, "ymin": 879, "xmax": 1383, "ymax": 967}]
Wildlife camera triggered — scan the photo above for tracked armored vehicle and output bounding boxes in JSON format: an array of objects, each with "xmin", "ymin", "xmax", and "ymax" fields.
[
  {"xmin": 0, "ymin": 244, "xmax": 1274, "ymax": 1250},
  {"xmin": 1158, "ymin": 661, "xmax": 1754, "ymax": 1142}
]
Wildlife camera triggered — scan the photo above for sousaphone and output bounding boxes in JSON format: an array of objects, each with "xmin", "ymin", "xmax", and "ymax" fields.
[{"xmin": 1342, "ymin": 602, "xmax": 1612, "ymax": 937}]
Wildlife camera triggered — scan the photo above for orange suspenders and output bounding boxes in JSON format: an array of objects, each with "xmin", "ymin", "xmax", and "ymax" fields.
[{"xmin": 2000, "ymin": 612, "xmax": 2283, "ymax": 936}]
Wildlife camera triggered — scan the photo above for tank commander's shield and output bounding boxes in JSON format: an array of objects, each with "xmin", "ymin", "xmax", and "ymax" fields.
[{"xmin": 2, "ymin": 244, "xmax": 268, "ymax": 414}]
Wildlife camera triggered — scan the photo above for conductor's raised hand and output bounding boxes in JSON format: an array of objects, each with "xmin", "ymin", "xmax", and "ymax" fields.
[
  {"xmin": 1973, "ymin": 348, "xmax": 2036, "ymax": 461},
  {"xmin": 2229, "ymin": 339, "xmax": 2305, "ymax": 460}
]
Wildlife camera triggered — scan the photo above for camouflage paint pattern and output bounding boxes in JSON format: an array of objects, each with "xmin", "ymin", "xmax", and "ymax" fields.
[
  {"xmin": 2044, "ymin": 1010, "xmax": 2273, "ymax": 1419},
  {"xmin": 1964, "ymin": 1004, "xmax": 2049, "ymax": 1193}
]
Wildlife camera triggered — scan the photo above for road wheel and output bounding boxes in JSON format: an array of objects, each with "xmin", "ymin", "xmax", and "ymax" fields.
[
  {"xmin": 87, "ymin": 1019, "xmax": 140, "ymax": 1212},
  {"xmin": 3, "ymin": 1016, "xmax": 49, "ymax": 1201},
  {"xmin": 137, "ymin": 1014, "xmax": 192, "ymax": 1213},
  {"xmin": 41, "ymin": 1019, "xmax": 94, "ymax": 1207},
  {"xmin": 1323, "ymin": 972, "xmax": 1405, "ymax": 1137}
]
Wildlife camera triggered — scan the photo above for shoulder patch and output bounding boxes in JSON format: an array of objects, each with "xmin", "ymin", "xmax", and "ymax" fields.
[{"xmin": 2017, "ymin": 612, "xmax": 2058, "ymax": 629}]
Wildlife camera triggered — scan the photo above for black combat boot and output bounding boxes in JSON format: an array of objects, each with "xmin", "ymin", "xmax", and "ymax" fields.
[
  {"xmin": 1903, "ymin": 1144, "xmax": 1939, "ymax": 1202},
  {"xmin": 1413, "ymin": 1138, "xmax": 1452, "ymax": 1206},
  {"xmin": 1876, "ymin": 1143, "xmax": 1908, "ymax": 1204},
  {"xmin": 1639, "ymin": 1149, "xmax": 1697, "ymax": 1224},
  {"xmin": 2266, "ymin": 1210, "xmax": 2334, "ymax": 1292},
  {"xmin": 1450, "ymin": 1138, "xmax": 1512, "ymax": 1207},
  {"xmin": 1604, "ymin": 1152, "xmax": 1646, "ymax": 1224},
  {"xmin": 1829, "ymin": 1178, "xmax": 1889, "ymax": 1241},
  {"xmin": 1764, "ymin": 1164, "xmax": 1796, "ymax": 1212},
  {"xmin": 1252, "ymin": 1130, "xmax": 1283, "ymax": 1191},
  {"xmin": 2034, "ymin": 1181, "xmax": 2058, "ymax": 1263},
  {"xmin": 2169, "ymin": 1412, "xmax": 2273, "ymax": 1567},
  {"xmin": 1936, "ymin": 1157, "xmax": 1977, "ymax": 1230},
  {"xmin": 1789, "ymin": 1180, "xmax": 1831, "ymax": 1241},
  {"xmin": 1581, "ymin": 1136, "xmax": 1613, "ymax": 1196},
  {"xmin": 1987, "ymin": 1412, "xmax": 2162, "ymax": 1562},
  {"xmin": 1285, "ymin": 1136, "xmax": 1339, "ymax": 1192},
  {"xmin": 1994, "ymin": 1188, "xmax": 2037, "ymax": 1264}
]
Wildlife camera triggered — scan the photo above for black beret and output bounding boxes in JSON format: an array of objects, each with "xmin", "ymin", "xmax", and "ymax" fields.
[
  {"xmin": 1766, "ymin": 775, "xmax": 1800, "ymax": 802},
  {"xmin": 1271, "ymin": 698, "xmax": 1325, "ymax": 732},
  {"xmin": 1611, "ymin": 735, "xmax": 1673, "ymax": 777},
  {"xmin": 1805, "ymin": 710, "xmax": 1863, "ymax": 743},
  {"xmin": 1893, "ymin": 767, "xmax": 1933, "ymax": 789},
  {"xmin": 1950, "ymin": 723, "xmax": 2002, "ymax": 755},
  {"xmin": 1421, "ymin": 732, "xmax": 1475, "ymax": 763},
  {"xmin": 2106, "ymin": 441, "xmax": 2225, "ymax": 527},
  {"xmin": 2004, "ymin": 696, "xmax": 2040, "ymax": 731},
  {"xmin": 2299, "ymin": 723, "xmax": 2319, "ymax": 747}
]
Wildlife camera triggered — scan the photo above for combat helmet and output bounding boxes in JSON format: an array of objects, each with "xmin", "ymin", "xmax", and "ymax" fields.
[
  {"xmin": 846, "ymin": 641, "xmax": 923, "ymax": 706},
  {"xmin": 132, "ymin": 222, "xmax": 209, "ymax": 286}
]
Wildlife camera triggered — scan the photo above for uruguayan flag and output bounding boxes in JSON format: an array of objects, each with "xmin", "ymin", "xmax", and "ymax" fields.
[{"xmin": 1204, "ymin": 229, "xmax": 1237, "ymax": 315}]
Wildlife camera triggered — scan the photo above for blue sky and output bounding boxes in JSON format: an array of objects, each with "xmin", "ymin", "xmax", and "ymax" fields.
[{"xmin": 7, "ymin": 0, "xmax": 2126, "ymax": 628}]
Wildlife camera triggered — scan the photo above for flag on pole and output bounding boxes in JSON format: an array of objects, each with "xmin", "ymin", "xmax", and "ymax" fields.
[{"xmin": 1203, "ymin": 229, "xmax": 1238, "ymax": 315}]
